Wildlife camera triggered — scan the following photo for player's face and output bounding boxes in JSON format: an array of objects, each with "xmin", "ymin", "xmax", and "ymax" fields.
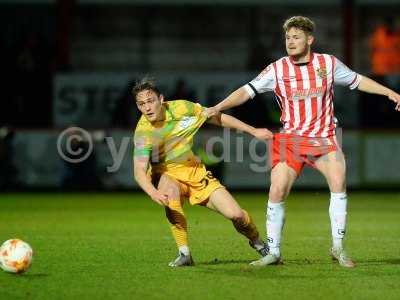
[
  {"xmin": 285, "ymin": 27, "xmax": 313, "ymax": 58},
  {"xmin": 136, "ymin": 89, "xmax": 164, "ymax": 122}
]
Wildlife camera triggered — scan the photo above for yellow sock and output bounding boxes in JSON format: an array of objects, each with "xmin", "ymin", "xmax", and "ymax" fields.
[
  {"xmin": 165, "ymin": 199, "xmax": 188, "ymax": 248},
  {"xmin": 232, "ymin": 210, "xmax": 260, "ymax": 242}
]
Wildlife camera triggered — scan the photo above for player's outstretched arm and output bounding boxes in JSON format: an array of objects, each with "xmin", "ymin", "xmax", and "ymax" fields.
[
  {"xmin": 205, "ymin": 87, "xmax": 251, "ymax": 117},
  {"xmin": 358, "ymin": 76, "xmax": 400, "ymax": 111},
  {"xmin": 133, "ymin": 155, "xmax": 169, "ymax": 206},
  {"xmin": 207, "ymin": 112, "xmax": 273, "ymax": 140}
]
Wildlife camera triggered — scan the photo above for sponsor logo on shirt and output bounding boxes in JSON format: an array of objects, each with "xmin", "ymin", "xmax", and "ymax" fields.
[
  {"xmin": 178, "ymin": 116, "xmax": 197, "ymax": 130},
  {"xmin": 282, "ymin": 75, "xmax": 297, "ymax": 81},
  {"xmin": 290, "ymin": 86, "xmax": 325, "ymax": 100}
]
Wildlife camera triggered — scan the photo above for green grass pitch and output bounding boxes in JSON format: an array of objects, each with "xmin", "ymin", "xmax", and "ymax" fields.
[{"xmin": 0, "ymin": 192, "xmax": 399, "ymax": 300}]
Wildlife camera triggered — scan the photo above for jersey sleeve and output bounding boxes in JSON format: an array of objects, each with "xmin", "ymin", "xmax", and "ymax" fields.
[
  {"xmin": 192, "ymin": 102, "xmax": 204, "ymax": 117},
  {"xmin": 174, "ymin": 100, "xmax": 206, "ymax": 121},
  {"xmin": 188, "ymin": 101, "xmax": 208, "ymax": 126},
  {"xmin": 243, "ymin": 64, "xmax": 276, "ymax": 98},
  {"xmin": 181, "ymin": 100, "xmax": 204, "ymax": 117},
  {"xmin": 133, "ymin": 123, "xmax": 153, "ymax": 158},
  {"xmin": 333, "ymin": 57, "xmax": 362, "ymax": 89}
]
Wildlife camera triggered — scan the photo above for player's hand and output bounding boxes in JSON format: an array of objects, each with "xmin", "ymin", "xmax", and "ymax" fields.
[
  {"xmin": 388, "ymin": 90, "xmax": 400, "ymax": 111},
  {"xmin": 251, "ymin": 128, "xmax": 274, "ymax": 140},
  {"xmin": 150, "ymin": 190, "xmax": 169, "ymax": 206},
  {"xmin": 203, "ymin": 106, "xmax": 220, "ymax": 118}
]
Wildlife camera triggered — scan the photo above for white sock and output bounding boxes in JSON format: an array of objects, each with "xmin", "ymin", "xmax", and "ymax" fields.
[
  {"xmin": 329, "ymin": 192, "xmax": 347, "ymax": 250},
  {"xmin": 179, "ymin": 245, "xmax": 190, "ymax": 256},
  {"xmin": 266, "ymin": 201, "xmax": 285, "ymax": 257}
]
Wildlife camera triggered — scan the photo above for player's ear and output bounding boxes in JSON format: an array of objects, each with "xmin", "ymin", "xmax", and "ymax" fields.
[
  {"xmin": 307, "ymin": 34, "xmax": 314, "ymax": 46},
  {"xmin": 159, "ymin": 94, "xmax": 164, "ymax": 103}
]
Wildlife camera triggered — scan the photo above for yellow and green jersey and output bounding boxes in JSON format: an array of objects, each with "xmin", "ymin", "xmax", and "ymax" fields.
[{"xmin": 133, "ymin": 100, "xmax": 207, "ymax": 165}]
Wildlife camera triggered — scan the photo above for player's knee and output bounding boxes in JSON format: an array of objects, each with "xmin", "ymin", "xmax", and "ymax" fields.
[
  {"xmin": 159, "ymin": 188, "xmax": 179, "ymax": 201},
  {"xmin": 329, "ymin": 175, "xmax": 346, "ymax": 192},
  {"xmin": 159, "ymin": 179, "xmax": 180, "ymax": 199},
  {"xmin": 269, "ymin": 184, "xmax": 287, "ymax": 201},
  {"xmin": 168, "ymin": 188, "xmax": 180, "ymax": 200},
  {"xmin": 229, "ymin": 209, "xmax": 245, "ymax": 222}
]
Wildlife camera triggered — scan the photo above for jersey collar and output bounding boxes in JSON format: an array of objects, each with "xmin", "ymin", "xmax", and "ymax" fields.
[
  {"xmin": 164, "ymin": 102, "xmax": 173, "ymax": 121},
  {"xmin": 289, "ymin": 52, "xmax": 314, "ymax": 66}
]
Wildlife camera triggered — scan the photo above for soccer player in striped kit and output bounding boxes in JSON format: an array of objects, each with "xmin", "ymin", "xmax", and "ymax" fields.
[{"xmin": 206, "ymin": 16, "xmax": 400, "ymax": 267}]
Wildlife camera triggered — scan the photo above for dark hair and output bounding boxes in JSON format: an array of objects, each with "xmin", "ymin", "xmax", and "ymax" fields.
[
  {"xmin": 131, "ymin": 77, "xmax": 161, "ymax": 101},
  {"xmin": 283, "ymin": 16, "xmax": 315, "ymax": 34}
]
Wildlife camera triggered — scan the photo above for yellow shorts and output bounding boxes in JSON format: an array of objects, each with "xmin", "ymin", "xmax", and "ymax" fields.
[{"xmin": 152, "ymin": 157, "xmax": 224, "ymax": 206}]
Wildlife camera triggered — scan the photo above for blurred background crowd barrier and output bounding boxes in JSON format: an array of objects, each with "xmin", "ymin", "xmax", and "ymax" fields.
[
  {"xmin": 2, "ymin": 129, "xmax": 400, "ymax": 189},
  {"xmin": 0, "ymin": 0, "xmax": 399, "ymax": 190}
]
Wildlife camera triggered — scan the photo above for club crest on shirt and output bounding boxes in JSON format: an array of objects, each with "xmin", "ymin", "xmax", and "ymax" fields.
[{"xmin": 317, "ymin": 68, "xmax": 327, "ymax": 79}]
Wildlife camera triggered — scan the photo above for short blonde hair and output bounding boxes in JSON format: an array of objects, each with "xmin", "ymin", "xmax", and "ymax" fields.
[{"xmin": 283, "ymin": 16, "xmax": 315, "ymax": 34}]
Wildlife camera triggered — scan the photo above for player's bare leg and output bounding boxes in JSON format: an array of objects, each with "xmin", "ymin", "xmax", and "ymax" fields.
[
  {"xmin": 206, "ymin": 188, "xmax": 269, "ymax": 257},
  {"xmin": 158, "ymin": 174, "xmax": 194, "ymax": 267},
  {"xmin": 315, "ymin": 150, "xmax": 355, "ymax": 268},
  {"xmin": 250, "ymin": 162, "xmax": 297, "ymax": 266}
]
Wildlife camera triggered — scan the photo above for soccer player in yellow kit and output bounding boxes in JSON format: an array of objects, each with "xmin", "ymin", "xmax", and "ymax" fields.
[{"xmin": 133, "ymin": 78, "xmax": 273, "ymax": 267}]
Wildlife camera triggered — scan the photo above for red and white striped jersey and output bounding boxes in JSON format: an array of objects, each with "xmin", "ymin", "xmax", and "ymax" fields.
[{"xmin": 244, "ymin": 53, "xmax": 362, "ymax": 137}]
